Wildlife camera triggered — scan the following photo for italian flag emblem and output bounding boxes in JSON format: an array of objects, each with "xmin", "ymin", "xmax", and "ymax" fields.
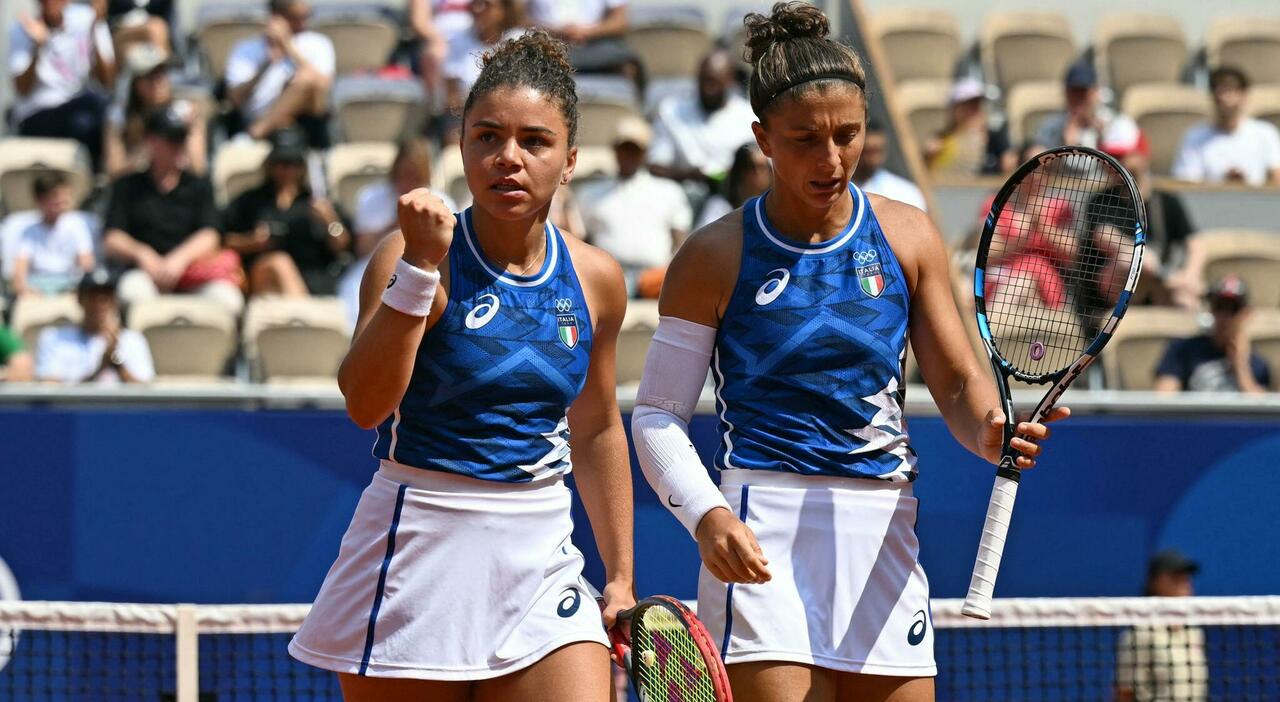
[
  {"xmin": 857, "ymin": 263, "xmax": 885, "ymax": 298},
  {"xmin": 557, "ymin": 314, "xmax": 580, "ymax": 349}
]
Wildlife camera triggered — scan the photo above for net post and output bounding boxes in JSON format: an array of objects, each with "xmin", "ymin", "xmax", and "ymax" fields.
[{"xmin": 175, "ymin": 604, "xmax": 198, "ymax": 702}]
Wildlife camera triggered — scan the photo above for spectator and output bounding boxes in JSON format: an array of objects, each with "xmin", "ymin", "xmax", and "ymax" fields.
[
  {"xmin": 442, "ymin": 0, "xmax": 526, "ymax": 142},
  {"xmin": 0, "ymin": 325, "xmax": 35, "ymax": 382},
  {"xmin": 1114, "ymin": 549, "xmax": 1207, "ymax": 702},
  {"xmin": 853, "ymin": 121, "xmax": 927, "ymax": 211},
  {"xmin": 105, "ymin": 0, "xmax": 172, "ymax": 59},
  {"xmin": 1155, "ymin": 275, "xmax": 1271, "ymax": 394},
  {"xmin": 526, "ymin": 0, "xmax": 639, "ymax": 88},
  {"xmin": 225, "ymin": 0, "xmax": 335, "ymax": 142},
  {"xmin": 695, "ymin": 143, "xmax": 771, "ymax": 230},
  {"xmin": 6, "ymin": 173, "xmax": 96, "ymax": 297},
  {"xmin": 104, "ymin": 44, "xmax": 206, "ymax": 179},
  {"xmin": 579, "ymin": 116, "xmax": 692, "ymax": 298},
  {"xmin": 104, "ymin": 107, "xmax": 243, "ymax": 313},
  {"xmin": 925, "ymin": 76, "xmax": 1014, "ymax": 176},
  {"xmin": 1034, "ymin": 60, "xmax": 1137, "ymax": 151},
  {"xmin": 9, "ymin": 0, "xmax": 117, "ymax": 170},
  {"xmin": 34, "ymin": 268, "xmax": 154, "ymax": 385},
  {"xmin": 1172, "ymin": 66, "xmax": 1280, "ymax": 186},
  {"xmin": 979, "ymin": 156, "xmax": 1077, "ymax": 310},
  {"xmin": 223, "ymin": 128, "xmax": 349, "ymax": 297},
  {"xmin": 407, "ymin": 0, "xmax": 471, "ymax": 99},
  {"xmin": 648, "ymin": 48, "xmax": 757, "ymax": 187}
]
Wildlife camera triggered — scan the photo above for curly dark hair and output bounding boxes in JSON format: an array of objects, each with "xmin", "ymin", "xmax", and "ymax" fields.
[
  {"xmin": 743, "ymin": 2, "xmax": 867, "ymax": 118},
  {"xmin": 463, "ymin": 30, "xmax": 580, "ymax": 146}
]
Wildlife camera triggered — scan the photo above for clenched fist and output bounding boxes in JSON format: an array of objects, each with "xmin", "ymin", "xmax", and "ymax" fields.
[{"xmin": 398, "ymin": 188, "xmax": 456, "ymax": 270}]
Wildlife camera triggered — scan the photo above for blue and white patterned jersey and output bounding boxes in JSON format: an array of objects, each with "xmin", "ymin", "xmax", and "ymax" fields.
[
  {"xmin": 712, "ymin": 184, "xmax": 918, "ymax": 481},
  {"xmin": 373, "ymin": 209, "xmax": 593, "ymax": 482}
]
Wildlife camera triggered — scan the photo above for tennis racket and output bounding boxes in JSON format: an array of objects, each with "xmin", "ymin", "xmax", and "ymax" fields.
[
  {"xmin": 962, "ymin": 145, "xmax": 1146, "ymax": 620},
  {"xmin": 608, "ymin": 596, "xmax": 732, "ymax": 702}
]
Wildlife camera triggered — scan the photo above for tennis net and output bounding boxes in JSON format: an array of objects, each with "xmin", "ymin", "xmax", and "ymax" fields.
[{"xmin": 1, "ymin": 597, "xmax": 1278, "ymax": 701}]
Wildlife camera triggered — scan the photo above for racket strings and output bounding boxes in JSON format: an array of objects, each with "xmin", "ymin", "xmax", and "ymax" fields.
[{"xmin": 631, "ymin": 606, "xmax": 718, "ymax": 702}]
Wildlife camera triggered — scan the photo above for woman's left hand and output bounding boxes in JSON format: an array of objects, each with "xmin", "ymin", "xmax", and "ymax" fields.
[
  {"xmin": 598, "ymin": 578, "xmax": 636, "ymax": 630},
  {"xmin": 977, "ymin": 406, "xmax": 1071, "ymax": 468}
]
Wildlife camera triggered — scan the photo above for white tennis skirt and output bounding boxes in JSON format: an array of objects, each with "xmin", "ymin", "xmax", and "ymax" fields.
[
  {"xmin": 696, "ymin": 470, "xmax": 936, "ymax": 677},
  {"xmin": 288, "ymin": 461, "xmax": 609, "ymax": 680}
]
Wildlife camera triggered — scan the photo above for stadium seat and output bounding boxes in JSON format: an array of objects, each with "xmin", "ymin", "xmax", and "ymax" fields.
[
  {"xmin": 311, "ymin": 5, "xmax": 399, "ymax": 75},
  {"xmin": 617, "ymin": 299, "xmax": 659, "ymax": 386},
  {"xmin": 871, "ymin": 8, "xmax": 962, "ymax": 84},
  {"xmin": 1193, "ymin": 229, "xmax": 1280, "ymax": 309},
  {"xmin": 980, "ymin": 11, "xmax": 1076, "ymax": 94},
  {"xmin": 127, "ymin": 296, "xmax": 237, "ymax": 379},
  {"xmin": 211, "ymin": 139, "xmax": 270, "ymax": 205},
  {"xmin": 332, "ymin": 76, "xmax": 426, "ymax": 143},
  {"xmin": 0, "ymin": 138, "xmax": 92, "ymax": 215},
  {"xmin": 1101, "ymin": 307, "xmax": 1200, "ymax": 390},
  {"xmin": 326, "ymin": 142, "xmax": 397, "ymax": 217},
  {"xmin": 1247, "ymin": 85, "xmax": 1280, "ymax": 133},
  {"xmin": 434, "ymin": 146, "xmax": 470, "ymax": 210},
  {"xmin": 243, "ymin": 296, "xmax": 350, "ymax": 383},
  {"xmin": 1094, "ymin": 13, "xmax": 1188, "ymax": 102},
  {"xmin": 895, "ymin": 80, "xmax": 951, "ymax": 149},
  {"xmin": 1004, "ymin": 81, "xmax": 1065, "ymax": 147},
  {"xmin": 624, "ymin": 6, "xmax": 713, "ymax": 81},
  {"xmin": 193, "ymin": 4, "xmax": 267, "ymax": 83},
  {"xmin": 1248, "ymin": 308, "xmax": 1280, "ymax": 384},
  {"xmin": 10, "ymin": 294, "xmax": 82, "ymax": 350},
  {"xmin": 1122, "ymin": 83, "xmax": 1211, "ymax": 177},
  {"xmin": 1207, "ymin": 17, "xmax": 1280, "ymax": 87},
  {"xmin": 575, "ymin": 76, "xmax": 643, "ymax": 149}
]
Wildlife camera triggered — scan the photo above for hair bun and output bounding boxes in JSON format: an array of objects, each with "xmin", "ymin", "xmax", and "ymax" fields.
[{"xmin": 743, "ymin": 1, "xmax": 831, "ymax": 64}]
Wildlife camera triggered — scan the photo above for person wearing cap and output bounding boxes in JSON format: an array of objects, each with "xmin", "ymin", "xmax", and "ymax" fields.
[
  {"xmin": 1154, "ymin": 275, "xmax": 1271, "ymax": 394},
  {"xmin": 103, "ymin": 107, "xmax": 243, "ymax": 313},
  {"xmin": 925, "ymin": 76, "xmax": 1014, "ymax": 176},
  {"xmin": 1033, "ymin": 59, "xmax": 1138, "ymax": 152},
  {"xmin": 852, "ymin": 119, "xmax": 927, "ymax": 211},
  {"xmin": 33, "ymin": 269, "xmax": 155, "ymax": 385},
  {"xmin": 103, "ymin": 43, "xmax": 206, "ymax": 179},
  {"xmin": 1114, "ymin": 549, "xmax": 1208, "ymax": 702},
  {"xmin": 5, "ymin": 172, "xmax": 97, "ymax": 298},
  {"xmin": 578, "ymin": 115, "xmax": 692, "ymax": 298},
  {"xmin": 1173, "ymin": 66, "xmax": 1280, "ymax": 186},
  {"xmin": 223, "ymin": 128, "xmax": 350, "ymax": 297}
]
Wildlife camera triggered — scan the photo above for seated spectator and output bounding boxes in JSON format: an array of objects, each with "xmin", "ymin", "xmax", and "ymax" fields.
[
  {"xmin": 695, "ymin": 143, "xmax": 771, "ymax": 230},
  {"xmin": 648, "ymin": 48, "xmax": 757, "ymax": 187},
  {"xmin": 854, "ymin": 121, "xmax": 927, "ymax": 211},
  {"xmin": 223, "ymin": 128, "xmax": 349, "ymax": 297},
  {"xmin": 407, "ymin": 0, "xmax": 470, "ymax": 99},
  {"xmin": 1155, "ymin": 276, "xmax": 1271, "ymax": 394},
  {"xmin": 442, "ymin": 0, "xmax": 525, "ymax": 142},
  {"xmin": 103, "ymin": 107, "xmax": 243, "ymax": 312},
  {"xmin": 0, "ymin": 325, "xmax": 35, "ymax": 382},
  {"xmin": 579, "ymin": 117, "xmax": 692, "ymax": 298},
  {"xmin": 925, "ymin": 76, "xmax": 1014, "ymax": 176},
  {"xmin": 104, "ymin": 44, "xmax": 206, "ymax": 179},
  {"xmin": 980, "ymin": 164, "xmax": 1077, "ymax": 311},
  {"xmin": 9, "ymin": 0, "xmax": 117, "ymax": 170},
  {"xmin": 526, "ymin": 0, "xmax": 639, "ymax": 90},
  {"xmin": 1033, "ymin": 60, "xmax": 1137, "ymax": 151},
  {"xmin": 35, "ymin": 268, "xmax": 154, "ymax": 385},
  {"xmin": 105, "ymin": 0, "xmax": 172, "ymax": 59},
  {"xmin": 6, "ymin": 173, "xmax": 95, "ymax": 297},
  {"xmin": 1173, "ymin": 66, "xmax": 1280, "ymax": 186},
  {"xmin": 225, "ymin": 0, "xmax": 334, "ymax": 142}
]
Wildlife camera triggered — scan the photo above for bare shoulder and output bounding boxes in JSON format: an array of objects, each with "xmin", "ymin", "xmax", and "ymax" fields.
[
  {"xmin": 868, "ymin": 193, "xmax": 947, "ymax": 289},
  {"xmin": 661, "ymin": 209, "xmax": 744, "ymax": 325}
]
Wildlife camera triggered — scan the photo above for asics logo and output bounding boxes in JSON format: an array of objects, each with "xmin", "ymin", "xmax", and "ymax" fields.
[
  {"xmin": 386, "ymin": 273, "xmax": 397, "ymax": 289},
  {"xmin": 556, "ymin": 586, "xmax": 581, "ymax": 618},
  {"xmin": 465, "ymin": 294, "xmax": 501, "ymax": 329},
  {"xmin": 755, "ymin": 268, "xmax": 791, "ymax": 306},
  {"xmin": 853, "ymin": 250, "xmax": 878, "ymax": 264},
  {"xmin": 555, "ymin": 298, "xmax": 573, "ymax": 312},
  {"xmin": 907, "ymin": 609, "xmax": 927, "ymax": 646}
]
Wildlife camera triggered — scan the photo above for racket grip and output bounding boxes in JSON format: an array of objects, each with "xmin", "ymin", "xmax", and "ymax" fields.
[{"xmin": 961, "ymin": 475, "xmax": 1020, "ymax": 620}]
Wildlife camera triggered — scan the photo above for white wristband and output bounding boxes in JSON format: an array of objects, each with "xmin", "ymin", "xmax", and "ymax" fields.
[{"xmin": 381, "ymin": 258, "xmax": 440, "ymax": 317}]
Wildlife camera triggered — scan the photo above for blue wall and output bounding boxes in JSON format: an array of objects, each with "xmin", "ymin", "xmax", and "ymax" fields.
[{"xmin": 1, "ymin": 407, "xmax": 1278, "ymax": 604}]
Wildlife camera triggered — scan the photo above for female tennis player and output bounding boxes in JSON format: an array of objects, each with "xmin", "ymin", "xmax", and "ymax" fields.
[
  {"xmin": 289, "ymin": 31, "xmax": 634, "ymax": 702},
  {"xmin": 631, "ymin": 4, "xmax": 1068, "ymax": 701}
]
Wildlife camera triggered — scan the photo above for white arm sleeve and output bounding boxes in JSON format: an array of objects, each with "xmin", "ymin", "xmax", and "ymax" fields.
[{"xmin": 631, "ymin": 316, "xmax": 731, "ymax": 539}]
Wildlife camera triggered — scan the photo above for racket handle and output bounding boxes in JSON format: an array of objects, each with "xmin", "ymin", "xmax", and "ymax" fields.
[{"xmin": 961, "ymin": 474, "xmax": 1020, "ymax": 620}]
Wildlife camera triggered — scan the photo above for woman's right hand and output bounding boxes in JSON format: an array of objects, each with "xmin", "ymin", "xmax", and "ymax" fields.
[
  {"xmin": 695, "ymin": 507, "xmax": 771, "ymax": 585},
  {"xmin": 397, "ymin": 188, "xmax": 456, "ymax": 270}
]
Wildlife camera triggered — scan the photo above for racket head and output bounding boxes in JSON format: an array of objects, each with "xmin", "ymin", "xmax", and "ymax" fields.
[
  {"xmin": 611, "ymin": 596, "xmax": 732, "ymax": 702},
  {"xmin": 974, "ymin": 146, "xmax": 1146, "ymax": 383}
]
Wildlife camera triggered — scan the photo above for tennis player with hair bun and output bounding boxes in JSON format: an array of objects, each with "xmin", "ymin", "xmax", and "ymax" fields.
[
  {"xmin": 631, "ymin": 3, "xmax": 1070, "ymax": 700},
  {"xmin": 288, "ymin": 31, "xmax": 634, "ymax": 702}
]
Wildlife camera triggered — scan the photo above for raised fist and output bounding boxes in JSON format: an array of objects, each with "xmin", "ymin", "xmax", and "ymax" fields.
[{"xmin": 397, "ymin": 188, "xmax": 456, "ymax": 269}]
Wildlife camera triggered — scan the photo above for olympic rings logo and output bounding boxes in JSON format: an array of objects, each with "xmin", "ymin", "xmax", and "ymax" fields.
[
  {"xmin": 853, "ymin": 250, "xmax": 878, "ymax": 264},
  {"xmin": 555, "ymin": 299, "xmax": 573, "ymax": 312}
]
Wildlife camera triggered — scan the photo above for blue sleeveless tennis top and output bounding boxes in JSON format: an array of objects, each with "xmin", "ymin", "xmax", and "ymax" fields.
[
  {"xmin": 373, "ymin": 209, "xmax": 593, "ymax": 482},
  {"xmin": 712, "ymin": 184, "xmax": 918, "ymax": 481}
]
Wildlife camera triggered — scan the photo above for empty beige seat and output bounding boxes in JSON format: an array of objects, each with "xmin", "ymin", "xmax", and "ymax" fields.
[
  {"xmin": 871, "ymin": 8, "xmax": 962, "ymax": 84},
  {"xmin": 127, "ymin": 296, "xmax": 237, "ymax": 378},
  {"xmin": 1123, "ymin": 83, "xmax": 1211, "ymax": 177},
  {"xmin": 211, "ymin": 139, "xmax": 271, "ymax": 205},
  {"xmin": 575, "ymin": 76, "xmax": 643, "ymax": 149},
  {"xmin": 10, "ymin": 294, "xmax": 82, "ymax": 350},
  {"xmin": 434, "ymin": 146, "xmax": 470, "ymax": 210},
  {"xmin": 327, "ymin": 142, "xmax": 397, "ymax": 217},
  {"xmin": 617, "ymin": 299, "xmax": 659, "ymax": 385},
  {"xmin": 572, "ymin": 145, "xmax": 619, "ymax": 184},
  {"xmin": 895, "ymin": 80, "xmax": 951, "ymax": 148},
  {"xmin": 333, "ymin": 76, "xmax": 426, "ymax": 143},
  {"xmin": 624, "ymin": 6, "xmax": 713, "ymax": 80},
  {"xmin": 1193, "ymin": 230, "xmax": 1280, "ymax": 309},
  {"xmin": 243, "ymin": 296, "xmax": 350, "ymax": 382},
  {"xmin": 0, "ymin": 138, "xmax": 92, "ymax": 214},
  {"xmin": 1102, "ymin": 307, "xmax": 1200, "ymax": 390},
  {"xmin": 981, "ymin": 11, "xmax": 1076, "ymax": 94},
  {"xmin": 194, "ymin": 4, "xmax": 267, "ymax": 82},
  {"xmin": 312, "ymin": 8, "xmax": 399, "ymax": 75},
  {"xmin": 1207, "ymin": 17, "xmax": 1280, "ymax": 86},
  {"xmin": 1005, "ymin": 81, "xmax": 1065, "ymax": 147},
  {"xmin": 1095, "ymin": 13, "xmax": 1188, "ymax": 102},
  {"xmin": 1248, "ymin": 85, "xmax": 1280, "ymax": 133}
]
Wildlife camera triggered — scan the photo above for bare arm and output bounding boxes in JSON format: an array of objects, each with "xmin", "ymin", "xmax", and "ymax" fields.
[
  {"xmin": 408, "ymin": 0, "xmax": 444, "ymax": 45},
  {"xmin": 13, "ymin": 16, "xmax": 46, "ymax": 96},
  {"xmin": 1153, "ymin": 375, "xmax": 1182, "ymax": 393},
  {"xmin": 1, "ymin": 351, "xmax": 34, "ymax": 382},
  {"xmin": 103, "ymin": 228, "xmax": 157, "ymax": 265},
  {"xmin": 90, "ymin": 23, "xmax": 116, "ymax": 87},
  {"xmin": 586, "ymin": 5, "xmax": 627, "ymax": 40},
  {"xmin": 164, "ymin": 228, "xmax": 220, "ymax": 270},
  {"xmin": 103, "ymin": 122, "xmax": 131, "ymax": 179}
]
